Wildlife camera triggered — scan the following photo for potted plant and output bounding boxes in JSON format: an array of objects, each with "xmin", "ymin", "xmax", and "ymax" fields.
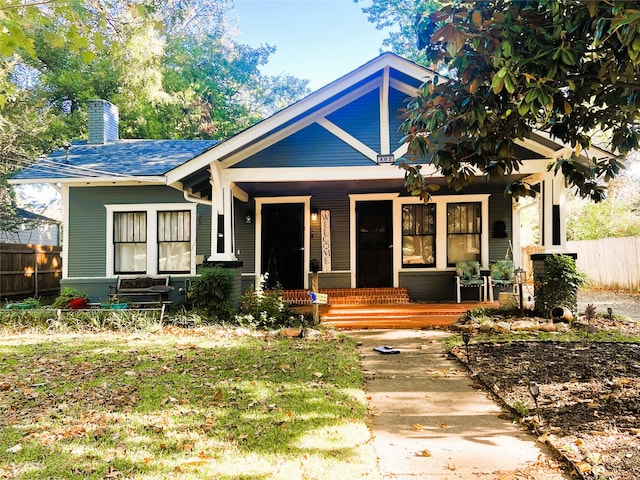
[
  {"xmin": 100, "ymin": 298, "xmax": 129, "ymax": 309},
  {"xmin": 5, "ymin": 297, "xmax": 41, "ymax": 310},
  {"xmin": 53, "ymin": 287, "xmax": 91, "ymax": 310}
]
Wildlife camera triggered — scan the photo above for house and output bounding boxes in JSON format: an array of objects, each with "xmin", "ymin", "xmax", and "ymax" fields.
[
  {"xmin": 10, "ymin": 53, "xmax": 598, "ymax": 305},
  {"xmin": 0, "ymin": 208, "xmax": 61, "ymax": 246}
]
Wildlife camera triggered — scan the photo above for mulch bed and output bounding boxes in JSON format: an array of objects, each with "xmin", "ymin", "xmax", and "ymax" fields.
[{"xmin": 450, "ymin": 316, "xmax": 640, "ymax": 479}]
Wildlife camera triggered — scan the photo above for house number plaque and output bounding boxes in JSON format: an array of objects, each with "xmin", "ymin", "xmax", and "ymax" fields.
[{"xmin": 377, "ymin": 154, "xmax": 395, "ymax": 164}]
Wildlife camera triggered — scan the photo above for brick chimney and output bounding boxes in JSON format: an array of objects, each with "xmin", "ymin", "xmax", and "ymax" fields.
[{"xmin": 87, "ymin": 99, "xmax": 119, "ymax": 144}]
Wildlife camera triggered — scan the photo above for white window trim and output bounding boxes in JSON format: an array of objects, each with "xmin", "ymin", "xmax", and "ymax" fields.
[
  {"xmin": 393, "ymin": 194, "xmax": 490, "ymax": 278},
  {"xmin": 105, "ymin": 203, "xmax": 197, "ymax": 276}
]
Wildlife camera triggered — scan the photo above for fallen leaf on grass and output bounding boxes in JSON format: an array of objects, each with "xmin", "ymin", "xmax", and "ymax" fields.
[
  {"xmin": 212, "ymin": 389, "xmax": 224, "ymax": 401},
  {"xmin": 181, "ymin": 456, "xmax": 214, "ymax": 466},
  {"xmin": 577, "ymin": 462, "xmax": 592, "ymax": 473},
  {"xmin": 6, "ymin": 444, "xmax": 22, "ymax": 454}
]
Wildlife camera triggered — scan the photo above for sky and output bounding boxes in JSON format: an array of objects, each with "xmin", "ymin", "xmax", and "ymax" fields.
[{"xmin": 230, "ymin": 0, "xmax": 394, "ymax": 91}]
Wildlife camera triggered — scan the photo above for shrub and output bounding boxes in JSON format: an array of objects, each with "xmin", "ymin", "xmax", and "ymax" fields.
[
  {"xmin": 235, "ymin": 273, "xmax": 293, "ymax": 329},
  {"xmin": 536, "ymin": 254, "xmax": 585, "ymax": 317},
  {"xmin": 189, "ymin": 266, "xmax": 235, "ymax": 321}
]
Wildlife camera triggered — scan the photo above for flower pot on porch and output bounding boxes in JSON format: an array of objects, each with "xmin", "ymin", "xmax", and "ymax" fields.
[{"xmin": 68, "ymin": 297, "xmax": 88, "ymax": 310}]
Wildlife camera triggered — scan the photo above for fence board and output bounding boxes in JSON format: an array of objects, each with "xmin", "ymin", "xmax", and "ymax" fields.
[
  {"xmin": 566, "ymin": 236, "xmax": 640, "ymax": 291},
  {"xmin": 0, "ymin": 243, "xmax": 62, "ymax": 298}
]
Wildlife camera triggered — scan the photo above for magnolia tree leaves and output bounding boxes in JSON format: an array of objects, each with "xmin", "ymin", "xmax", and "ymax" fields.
[{"xmin": 402, "ymin": 0, "xmax": 639, "ymax": 202}]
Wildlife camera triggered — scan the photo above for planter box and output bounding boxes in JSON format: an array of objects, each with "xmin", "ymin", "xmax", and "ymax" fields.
[{"xmin": 100, "ymin": 303, "xmax": 129, "ymax": 310}]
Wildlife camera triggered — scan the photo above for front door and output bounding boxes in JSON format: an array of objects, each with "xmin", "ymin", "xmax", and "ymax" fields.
[
  {"xmin": 261, "ymin": 203, "xmax": 304, "ymax": 289},
  {"xmin": 356, "ymin": 200, "xmax": 393, "ymax": 287}
]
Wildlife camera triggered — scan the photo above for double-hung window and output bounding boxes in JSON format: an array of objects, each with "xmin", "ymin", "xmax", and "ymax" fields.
[
  {"xmin": 114, "ymin": 212, "xmax": 147, "ymax": 273},
  {"xmin": 108, "ymin": 204, "xmax": 196, "ymax": 276},
  {"xmin": 447, "ymin": 202, "xmax": 481, "ymax": 265},
  {"xmin": 402, "ymin": 204, "xmax": 436, "ymax": 267},
  {"xmin": 158, "ymin": 210, "xmax": 191, "ymax": 273}
]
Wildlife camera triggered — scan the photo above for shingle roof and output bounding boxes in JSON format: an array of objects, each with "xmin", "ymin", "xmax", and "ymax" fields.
[
  {"xmin": 12, "ymin": 139, "xmax": 219, "ymax": 181},
  {"xmin": 15, "ymin": 207, "xmax": 60, "ymax": 224}
]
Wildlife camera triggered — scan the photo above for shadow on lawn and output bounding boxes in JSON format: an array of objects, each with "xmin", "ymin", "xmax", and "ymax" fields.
[{"xmin": 0, "ymin": 333, "xmax": 373, "ymax": 479}]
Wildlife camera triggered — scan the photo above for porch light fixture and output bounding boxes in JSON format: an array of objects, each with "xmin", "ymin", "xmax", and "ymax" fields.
[
  {"xmin": 245, "ymin": 210, "xmax": 253, "ymax": 224},
  {"xmin": 311, "ymin": 207, "xmax": 318, "ymax": 221}
]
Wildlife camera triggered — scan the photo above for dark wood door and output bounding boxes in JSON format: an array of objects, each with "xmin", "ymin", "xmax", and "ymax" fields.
[
  {"xmin": 261, "ymin": 203, "xmax": 304, "ymax": 289},
  {"xmin": 356, "ymin": 200, "xmax": 393, "ymax": 287}
]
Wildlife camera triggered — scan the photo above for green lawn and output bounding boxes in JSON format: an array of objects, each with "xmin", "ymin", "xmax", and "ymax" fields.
[{"xmin": 0, "ymin": 329, "xmax": 378, "ymax": 479}]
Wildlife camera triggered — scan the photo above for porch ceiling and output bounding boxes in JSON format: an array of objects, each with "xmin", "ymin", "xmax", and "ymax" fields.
[
  {"xmin": 235, "ymin": 178, "xmax": 405, "ymax": 197},
  {"xmin": 234, "ymin": 173, "xmax": 527, "ymax": 198},
  {"xmin": 179, "ymin": 170, "xmax": 528, "ymax": 201}
]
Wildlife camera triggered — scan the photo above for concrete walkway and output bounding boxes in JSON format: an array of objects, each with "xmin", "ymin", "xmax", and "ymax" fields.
[{"xmin": 350, "ymin": 329, "xmax": 571, "ymax": 479}]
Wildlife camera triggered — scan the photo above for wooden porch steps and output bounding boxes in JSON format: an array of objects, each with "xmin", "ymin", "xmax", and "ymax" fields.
[
  {"xmin": 284, "ymin": 288, "xmax": 480, "ymax": 329},
  {"xmin": 319, "ymin": 303, "xmax": 469, "ymax": 329}
]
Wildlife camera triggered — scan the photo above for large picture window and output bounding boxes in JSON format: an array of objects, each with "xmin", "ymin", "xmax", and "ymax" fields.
[
  {"xmin": 158, "ymin": 210, "xmax": 191, "ymax": 273},
  {"xmin": 447, "ymin": 202, "xmax": 481, "ymax": 265},
  {"xmin": 114, "ymin": 212, "xmax": 147, "ymax": 273},
  {"xmin": 402, "ymin": 204, "xmax": 436, "ymax": 267}
]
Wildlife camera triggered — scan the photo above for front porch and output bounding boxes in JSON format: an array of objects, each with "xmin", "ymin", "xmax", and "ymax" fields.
[{"xmin": 285, "ymin": 287, "xmax": 494, "ymax": 329}]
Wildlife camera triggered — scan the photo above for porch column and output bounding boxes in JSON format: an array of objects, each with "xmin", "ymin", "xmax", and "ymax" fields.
[
  {"xmin": 208, "ymin": 164, "xmax": 236, "ymax": 262},
  {"xmin": 541, "ymin": 172, "xmax": 567, "ymax": 252}
]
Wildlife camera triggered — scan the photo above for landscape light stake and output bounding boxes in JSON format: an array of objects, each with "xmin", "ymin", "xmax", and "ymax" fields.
[
  {"xmin": 462, "ymin": 331, "xmax": 471, "ymax": 363},
  {"xmin": 528, "ymin": 381, "xmax": 541, "ymax": 422},
  {"xmin": 514, "ymin": 267, "xmax": 525, "ymax": 316}
]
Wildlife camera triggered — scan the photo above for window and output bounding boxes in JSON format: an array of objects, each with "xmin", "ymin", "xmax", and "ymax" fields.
[
  {"xmin": 158, "ymin": 210, "xmax": 191, "ymax": 273},
  {"xmin": 114, "ymin": 212, "xmax": 147, "ymax": 273},
  {"xmin": 402, "ymin": 204, "xmax": 436, "ymax": 267},
  {"xmin": 107, "ymin": 203, "xmax": 196, "ymax": 276},
  {"xmin": 447, "ymin": 202, "xmax": 481, "ymax": 265}
]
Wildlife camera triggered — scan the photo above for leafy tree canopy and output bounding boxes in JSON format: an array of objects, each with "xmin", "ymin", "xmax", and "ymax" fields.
[
  {"xmin": 401, "ymin": 0, "xmax": 638, "ymax": 202},
  {"xmin": 355, "ymin": 0, "xmax": 442, "ymax": 62},
  {"xmin": 0, "ymin": 0, "xmax": 309, "ymax": 236}
]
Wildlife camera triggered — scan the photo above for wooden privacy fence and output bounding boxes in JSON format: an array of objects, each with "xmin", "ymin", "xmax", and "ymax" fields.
[
  {"xmin": 567, "ymin": 236, "xmax": 640, "ymax": 292},
  {"xmin": 0, "ymin": 243, "xmax": 62, "ymax": 298}
]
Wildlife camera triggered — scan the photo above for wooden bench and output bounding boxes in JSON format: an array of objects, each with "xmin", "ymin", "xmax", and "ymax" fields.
[{"xmin": 109, "ymin": 275, "xmax": 174, "ymax": 309}]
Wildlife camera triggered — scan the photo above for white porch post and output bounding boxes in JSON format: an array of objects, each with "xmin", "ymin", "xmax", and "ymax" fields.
[
  {"xmin": 541, "ymin": 172, "xmax": 567, "ymax": 252},
  {"xmin": 208, "ymin": 161, "xmax": 236, "ymax": 262},
  {"xmin": 511, "ymin": 200, "xmax": 522, "ymax": 269}
]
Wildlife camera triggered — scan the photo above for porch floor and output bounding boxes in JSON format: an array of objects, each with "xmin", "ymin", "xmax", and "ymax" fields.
[{"xmin": 285, "ymin": 288, "xmax": 496, "ymax": 329}]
